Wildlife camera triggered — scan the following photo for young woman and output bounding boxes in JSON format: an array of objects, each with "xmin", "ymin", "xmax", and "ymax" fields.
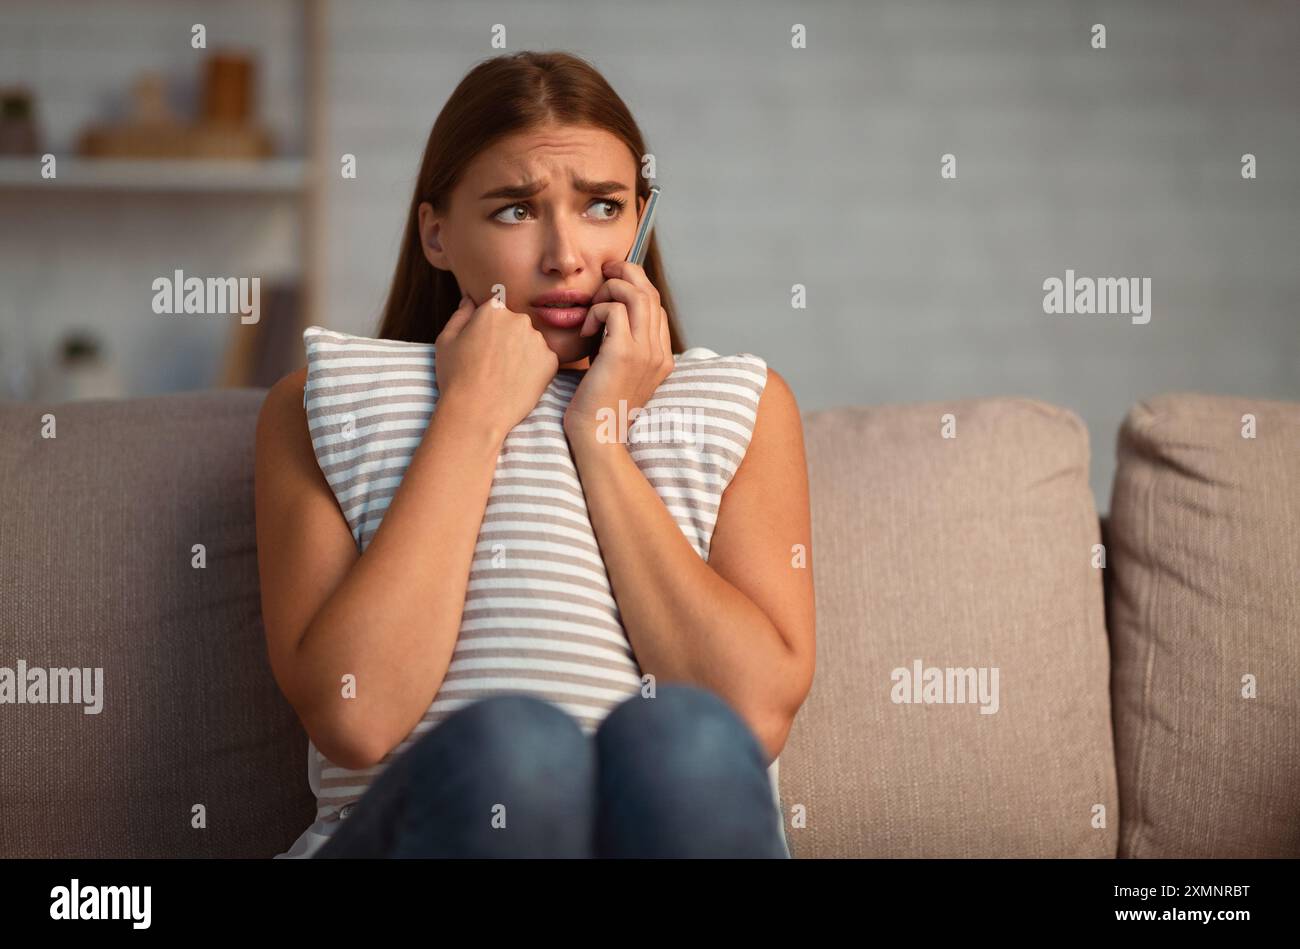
[{"xmin": 254, "ymin": 51, "xmax": 815, "ymax": 858}]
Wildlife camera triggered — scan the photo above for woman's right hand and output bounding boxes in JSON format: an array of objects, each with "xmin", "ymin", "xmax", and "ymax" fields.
[{"xmin": 432, "ymin": 293, "xmax": 559, "ymax": 441}]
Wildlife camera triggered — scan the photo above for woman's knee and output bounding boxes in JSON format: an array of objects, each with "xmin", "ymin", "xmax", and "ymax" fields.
[
  {"xmin": 593, "ymin": 684, "xmax": 782, "ymax": 857},
  {"xmin": 326, "ymin": 694, "xmax": 596, "ymax": 857},
  {"xmin": 407, "ymin": 692, "xmax": 593, "ymax": 790},
  {"xmin": 596, "ymin": 683, "xmax": 766, "ymax": 774}
]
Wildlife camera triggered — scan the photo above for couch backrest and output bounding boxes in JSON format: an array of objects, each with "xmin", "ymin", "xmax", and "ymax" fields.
[
  {"xmin": 0, "ymin": 389, "xmax": 1130, "ymax": 858},
  {"xmin": 1106, "ymin": 393, "xmax": 1300, "ymax": 858},
  {"xmin": 780, "ymin": 398, "xmax": 1117, "ymax": 857},
  {"xmin": 0, "ymin": 391, "xmax": 1119, "ymax": 858},
  {"xmin": 0, "ymin": 390, "xmax": 314, "ymax": 857},
  {"xmin": 7, "ymin": 388, "xmax": 1293, "ymax": 858}
]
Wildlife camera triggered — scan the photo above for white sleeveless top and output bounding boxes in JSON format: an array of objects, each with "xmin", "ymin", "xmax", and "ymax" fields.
[{"xmin": 274, "ymin": 328, "xmax": 787, "ymax": 858}]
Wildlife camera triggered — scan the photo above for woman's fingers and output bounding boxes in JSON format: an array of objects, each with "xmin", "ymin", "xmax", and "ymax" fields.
[
  {"xmin": 591, "ymin": 276, "xmax": 653, "ymax": 344},
  {"xmin": 579, "ymin": 304, "xmax": 606, "ymax": 338},
  {"xmin": 585, "ymin": 301, "xmax": 627, "ymax": 343},
  {"xmin": 601, "ymin": 261, "xmax": 666, "ymax": 363},
  {"xmin": 603, "ymin": 301, "xmax": 631, "ymax": 343},
  {"xmin": 592, "ymin": 261, "xmax": 672, "ymax": 369}
]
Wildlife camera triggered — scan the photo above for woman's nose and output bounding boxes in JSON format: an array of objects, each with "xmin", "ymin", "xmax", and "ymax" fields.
[{"xmin": 540, "ymin": 222, "xmax": 583, "ymax": 274}]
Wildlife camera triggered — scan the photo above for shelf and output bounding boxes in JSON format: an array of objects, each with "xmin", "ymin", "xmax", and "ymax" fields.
[{"xmin": 0, "ymin": 157, "xmax": 309, "ymax": 193}]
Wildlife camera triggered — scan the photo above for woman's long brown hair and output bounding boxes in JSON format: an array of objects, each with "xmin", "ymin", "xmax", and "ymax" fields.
[{"xmin": 375, "ymin": 51, "xmax": 684, "ymax": 352}]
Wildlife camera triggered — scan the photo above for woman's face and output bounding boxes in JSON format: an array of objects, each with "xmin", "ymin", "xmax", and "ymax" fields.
[{"xmin": 418, "ymin": 122, "xmax": 644, "ymax": 370}]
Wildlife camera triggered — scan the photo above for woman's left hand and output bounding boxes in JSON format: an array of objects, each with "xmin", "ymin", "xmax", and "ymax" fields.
[{"xmin": 563, "ymin": 259, "xmax": 674, "ymax": 444}]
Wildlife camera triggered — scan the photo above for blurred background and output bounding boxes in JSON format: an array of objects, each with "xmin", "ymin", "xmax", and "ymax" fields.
[{"xmin": 0, "ymin": 0, "xmax": 1296, "ymax": 507}]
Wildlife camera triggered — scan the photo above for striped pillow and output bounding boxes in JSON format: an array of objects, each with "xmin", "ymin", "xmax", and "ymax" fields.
[{"xmin": 293, "ymin": 325, "xmax": 785, "ymax": 855}]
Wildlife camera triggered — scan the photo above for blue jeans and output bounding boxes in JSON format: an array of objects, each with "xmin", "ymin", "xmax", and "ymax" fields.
[{"xmin": 314, "ymin": 683, "xmax": 790, "ymax": 858}]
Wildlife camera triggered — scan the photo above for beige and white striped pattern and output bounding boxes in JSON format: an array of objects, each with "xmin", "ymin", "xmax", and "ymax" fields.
[{"xmin": 283, "ymin": 325, "xmax": 773, "ymax": 856}]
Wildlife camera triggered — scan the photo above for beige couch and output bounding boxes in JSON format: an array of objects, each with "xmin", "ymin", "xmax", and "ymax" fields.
[{"xmin": 1, "ymin": 390, "xmax": 1296, "ymax": 858}]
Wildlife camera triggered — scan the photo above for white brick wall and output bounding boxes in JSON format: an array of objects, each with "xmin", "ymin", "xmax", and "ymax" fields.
[
  {"xmin": 320, "ymin": 0, "xmax": 1300, "ymax": 509},
  {"xmin": 1, "ymin": 0, "xmax": 1295, "ymax": 509}
]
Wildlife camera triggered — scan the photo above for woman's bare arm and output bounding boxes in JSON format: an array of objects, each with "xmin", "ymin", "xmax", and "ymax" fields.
[
  {"xmin": 254, "ymin": 367, "xmax": 506, "ymax": 770},
  {"xmin": 563, "ymin": 367, "xmax": 815, "ymax": 762}
]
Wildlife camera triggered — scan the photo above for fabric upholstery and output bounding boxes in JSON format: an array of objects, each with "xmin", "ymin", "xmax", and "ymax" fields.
[
  {"xmin": 1107, "ymin": 393, "xmax": 1300, "ymax": 857},
  {"xmin": 0, "ymin": 390, "xmax": 315, "ymax": 857},
  {"xmin": 779, "ymin": 398, "xmax": 1117, "ymax": 857}
]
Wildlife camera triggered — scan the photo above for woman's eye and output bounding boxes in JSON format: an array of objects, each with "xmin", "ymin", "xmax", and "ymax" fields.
[
  {"xmin": 492, "ymin": 203, "xmax": 530, "ymax": 224},
  {"xmin": 587, "ymin": 199, "xmax": 623, "ymax": 221},
  {"xmin": 492, "ymin": 199, "xmax": 623, "ymax": 224}
]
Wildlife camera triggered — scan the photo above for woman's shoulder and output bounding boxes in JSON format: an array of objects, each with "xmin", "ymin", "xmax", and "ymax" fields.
[
  {"xmin": 278, "ymin": 365, "xmax": 309, "ymax": 392},
  {"xmin": 255, "ymin": 367, "xmax": 311, "ymax": 461},
  {"xmin": 263, "ymin": 366, "xmax": 309, "ymax": 415}
]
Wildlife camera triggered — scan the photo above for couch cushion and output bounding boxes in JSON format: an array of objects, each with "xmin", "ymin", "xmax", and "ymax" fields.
[
  {"xmin": 0, "ymin": 390, "xmax": 314, "ymax": 857},
  {"xmin": 1107, "ymin": 393, "xmax": 1300, "ymax": 857},
  {"xmin": 781, "ymin": 398, "xmax": 1116, "ymax": 857}
]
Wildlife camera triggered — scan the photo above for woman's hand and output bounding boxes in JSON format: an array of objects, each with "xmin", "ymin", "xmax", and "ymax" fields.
[
  {"xmin": 434, "ymin": 293, "xmax": 559, "ymax": 442},
  {"xmin": 564, "ymin": 260, "xmax": 674, "ymax": 444}
]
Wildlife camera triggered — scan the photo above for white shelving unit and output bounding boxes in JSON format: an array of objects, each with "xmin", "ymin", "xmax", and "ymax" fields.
[
  {"xmin": 0, "ymin": 0, "xmax": 328, "ymax": 392},
  {"xmin": 0, "ymin": 157, "xmax": 310, "ymax": 193}
]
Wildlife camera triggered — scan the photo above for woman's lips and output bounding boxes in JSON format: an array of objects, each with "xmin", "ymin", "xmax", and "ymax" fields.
[{"xmin": 530, "ymin": 305, "xmax": 589, "ymax": 329}]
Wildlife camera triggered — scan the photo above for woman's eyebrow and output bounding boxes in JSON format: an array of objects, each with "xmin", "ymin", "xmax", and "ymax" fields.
[{"xmin": 479, "ymin": 176, "xmax": 631, "ymax": 200}]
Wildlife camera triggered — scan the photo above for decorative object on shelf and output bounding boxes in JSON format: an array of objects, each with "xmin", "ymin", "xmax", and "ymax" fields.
[
  {"xmin": 77, "ymin": 52, "xmax": 273, "ymax": 160},
  {"xmin": 0, "ymin": 87, "xmax": 42, "ymax": 155},
  {"xmin": 203, "ymin": 53, "xmax": 254, "ymax": 123},
  {"xmin": 35, "ymin": 330, "xmax": 126, "ymax": 402},
  {"xmin": 77, "ymin": 72, "xmax": 185, "ymax": 159},
  {"xmin": 219, "ymin": 280, "xmax": 303, "ymax": 388}
]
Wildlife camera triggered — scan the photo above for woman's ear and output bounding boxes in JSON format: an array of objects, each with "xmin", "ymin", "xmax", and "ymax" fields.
[{"xmin": 417, "ymin": 201, "xmax": 450, "ymax": 269}]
